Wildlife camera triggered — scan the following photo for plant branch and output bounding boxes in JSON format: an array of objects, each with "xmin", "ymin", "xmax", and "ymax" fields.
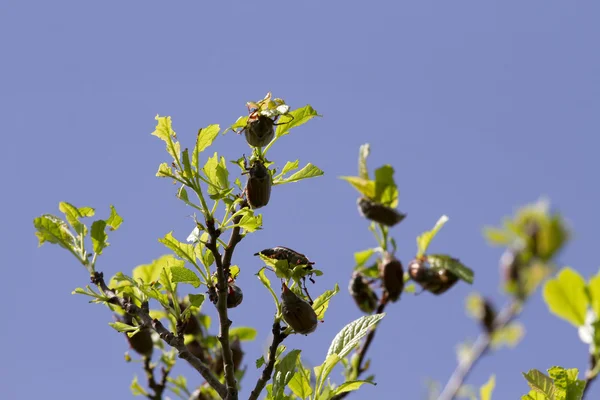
[
  {"xmin": 205, "ymin": 202, "xmax": 247, "ymax": 400},
  {"xmin": 89, "ymin": 272, "xmax": 227, "ymax": 399},
  {"xmin": 583, "ymin": 354, "xmax": 598, "ymax": 399},
  {"xmin": 144, "ymin": 356, "xmax": 171, "ymax": 400},
  {"xmin": 331, "ymin": 299, "xmax": 389, "ymax": 400},
  {"xmin": 249, "ymin": 321, "xmax": 287, "ymax": 400},
  {"xmin": 437, "ymin": 300, "xmax": 521, "ymax": 400}
]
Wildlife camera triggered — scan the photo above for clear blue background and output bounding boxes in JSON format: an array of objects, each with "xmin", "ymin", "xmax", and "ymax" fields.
[{"xmin": 2, "ymin": 1, "xmax": 599, "ymax": 399}]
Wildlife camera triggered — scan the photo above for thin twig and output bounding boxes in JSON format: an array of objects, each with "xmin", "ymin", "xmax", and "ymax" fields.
[
  {"xmin": 90, "ymin": 272, "xmax": 227, "ymax": 399},
  {"xmin": 330, "ymin": 299, "xmax": 389, "ymax": 400},
  {"xmin": 437, "ymin": 300, "xmax": 521, "ymax": 400},
  {"xmin": 249, "ymin": 322, "xmax": 287, "ymax": 400},
  {"xmin": 144, "ymin": 356, "xmax": 170, "ymax": 400},
  {"xmin": 205, "ymin": 202, "xmax": 246, "ymax": 400},
  {"xmin": 583, "ymin": 354, "xmax": 598, "ymax": 399}
]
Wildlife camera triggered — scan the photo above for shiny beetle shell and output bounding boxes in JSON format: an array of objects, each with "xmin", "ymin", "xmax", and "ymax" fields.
[
  {"xmin": 281, "ymin": 283, "xmax": 318, "ymax": 335},
  {"xmin": 244, "ymin": 115, "xmax": 275, "ymax": 147},
  {"xmin": 349, "ymin": 271, "xmax": 378, "ymax": 313},
  {"xmin": 254, "ymin": 246, "xmax": 315, "ymax": 267},
  {"xmin": 245, "ymin": 159, "xmax": 272, "ymax": 209},
  {"xmin": 227, "ymin": 284, "xmax": 244, "ymax": 309},
  {"xmin": 408, "ymin": 259, "xmax": 459, "ymax": 295},
  {"xmin": 357, "ymin": 197, "xmax": 406, "ymax": 227},
  {"xmin": 379, "ymin": 253, "xmax": 404, "ymax": 302}
]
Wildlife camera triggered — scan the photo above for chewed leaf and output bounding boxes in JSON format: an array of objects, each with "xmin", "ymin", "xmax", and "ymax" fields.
[
  {"xmin": 416, "ymin": 215, "xmax": 449, "ymax": 257},
  {"xmin": 34, "ymin": 214, "xmax": 77, "ymax": 251},
  {"xmin": 312, "ymin": 284, "xmax": 340, "ymax": 320},
  {"xmin": 340, "ymin": 176, "xmax": 376, "ymax": 199}
]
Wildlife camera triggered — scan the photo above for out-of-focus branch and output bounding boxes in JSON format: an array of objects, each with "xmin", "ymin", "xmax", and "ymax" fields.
[
  {"xmin": 583, "ymin": 354, "xmax": 598, "ymax": 399},
  {"xmin": 143, "ymin": 356, "xmax": 170, "ymax": 400},
  {"xmin": 331, "ymin": 299, "xmax": 389, "ymax": 400},
  {"xmin": 204, "ymin": 202, "xmax": 247, "ymax": 400},
  {"xmin": 90, "ymin": 272, "xmax": 227, "ymax": 399},
  {"xmin": 249, "ymin": 321, "xmax": 287, "ymax": 400},
  {"xmin": 437, "ymin": 300, "xmax": 521, "ymax": 400}
]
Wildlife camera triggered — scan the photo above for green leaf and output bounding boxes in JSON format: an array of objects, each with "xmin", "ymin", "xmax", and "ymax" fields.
[
  {"xmin": 327, "ymin": 314, "xmax": 385, "ymax": 359},
  {"xmin": 224, "ymin": 115, "xmax": 249, "ymax": 134},
  {"xmin": 588, "ymin": 271, "xmax": 600, "ymax": 319},
  {"xmin": 193, "ymin": 124, "xmax": 220, "ymax": 169},
  {"xmin": 159, "ymin": 232, "xmax": 197, "ymax": 266},
  {"xmin": 288, "ymin": 363, "xmax": 312, "ymax": 399},
  {"xmin": 312, "ymin": 284, "xmax": 340, "ymax": 320},
  {"xmin": 331, "ymin": 380, "xmax": 374, "ymax": 396},
  {"xmin": 427, "ymin": 254, "xmax": 474, "ymax": 284},
  {"xmin": 34, "ymin": 214, "xmax": 77, "ymax": 251},
  {"xmin": 106, "ymin": 205, "xmax": 123, "ymax": 230},
  {"xmin": 522, "ymin": 369, "xmax": 558, "ymax": 399},
  {"xmin": 256, "ymin": 356, "xmax": 266, "ymax": 369},
  {"xmin": 109, "ymin": 321, "xmax": 138, "ymax": 333},
  {"xmin": 374, "ymin": 165, "xmax": 398, "ymax": 208},
  {"xmin": 483, "ymin": 227, "xmax": 512, "ymax": 247},
  {"xmin": 354, "ymin": 249, "xmax": 375, "ymax": 267},
  {"xmin": 480, "ymin": 375, "xmax": 496, "ymax": 400},
  {"xmin": 181, "ymin": 148, "xmax": 193, "ymax": 180},
  {"xmin": 339, "ymin": 176, "xmax": 376, "ymax": 199},
  {"xmin": 156, "ymin": 162, "xmax": 172, "ymax": 178},
  {"xmin": 170, "ymin": 266, "xmax": 201, "ymax": 288},
  {"xmin": 273, "ymin": 160, "xmax": 300, "ymax": 181},
  {"xmin": 133, "ymin": 255, "xmax": 184, "ymax": 284},
  {"xmin": 543, "ymin": 267, "xmax": 589, "ymax": 327},
  {"xmin": 548, "ymin": 367, "xmax": 586, "ymax": 400},
  {"xmin": 90, "ymin": 220, "xmax": 108, "ymax": 254},
  {"xmin": 358, "ymin": 143, "xmax": 370, "ymax": 180},
  {"xmin": 521, "ymin": 391, "xmax": 547, "ymax": 400},
  {"xmin": 188, "ymin": 293, "xmax": 205, "ymax": 307},
  {"xmin": 273, "ymin": 350, "xmax": 301, "ymax": 397},
  {"xmin": 273, "ymin": 163, "xmax": 324, "ymax": 186},
  {"xmin": 257, "ymin": 267, "xmax": 279, "ymax": 308},
  {"xmin": 491, "ymin": 322, "xmax": 525, "ymax": 349},
  {"xmin": 315, "ymin": 353, "xmax": 341, "ymax": 396},
  {"xmin": 152, "ymin": 115, "xmax": 181, "ymax": 163},
  {"xmin": 59, "ymin": 202, "xmax": 88, "ymax": 236},
  {"xmin": 236, "ymin": 209, "xmax": 263, "ymax": 232},
  {"xmin": 229, "ymin": 327, "xmax": 257, "ymax": 341},
  {"xmin": 130, "ymin": 375, "xmax": 148, "ymax": 396},
  {"xmin": 416, "ymin": 215, "xmax": 449, "ymax": 257},
  {"xmin": 275, "ymin": 105, "xmax": 320, "ymax": 138}
]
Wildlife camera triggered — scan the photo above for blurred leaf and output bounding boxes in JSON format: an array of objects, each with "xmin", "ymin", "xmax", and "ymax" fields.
[
  {"xmin": 229, "ymin": 327, "xmax": 257, "ymax": 341},
  {"xmin": 273, "ymin": 350, "xmax": 301, "ymax": 398},
  {"xmin": 133, "ymin": 255, "xmax": 183, "ymax": 284},
  {"xmin": 491, "ymin": 322, "xmax": 525, "ymax": 350},
  {"xmin": 331, "ymin": 380, "xmax": 374, "ymax": 396},
  {"xmin": 588, "ymin": 271, "xmax": 600, "ymax": 319},
  {"xmin": 339, "ymin": 176, "xmax": 375, "ymax": 199},
  {"xmin": 417, "ymin": 215, "xmax": 449, "ymax": 257},
  {"xmin": 358, "ymin": 143, "xmax": 370, "ymax": 180},
  {"xmin": 152, "ymin": 115, "xmax": 181, "ymax": 163},
  {"xmin": 275, "ymin": 105, "xmax": 320, "ymax": 138},
  {"xmin": 480, "ymin": 375, "xmax": 496, "ymax": 400},
  {"xmin": 483, "ymin": 226, "xmax": 513, "ymax": 247},
  {"xmin": 543, "ymin": 268, "xmax": 588, "ymax": 327},
  {"xmin": 256, "ymin": 356, "xmax": 265, "ymax": 368},
  {"xmin": 428, "ymin": 254, "xmax": 474, "ymax": 284},
  {"xmin": 193, "ymin": 124, "xmax": 220, "ymax": 170},
  {"xmin": 34, "ymin": 214, "xmax": 77, "ymax": 251},
  {"xmin": 374, "ymin": 165, "xmax": 398, "ymax": 208},
  {"xmin": 130, "ymin": 375, "xmax": 148, "ymax": 396},
  {"xmin": 273, "ymin": 163, "xmax": 324, "ymax": 186},
  {"xmin": 465, "ymin": 292, "xmax": 484, "ymax": 319},
  {"xmin": 354, "ymin": 249, "xmax": 375, "ymax": 267},
  {"xmin": 288, "ymin": 360, "xmax": 312, "ymax": 399},
  {"xmin": 312, "ymin": 284, "xmax": 340, "ymax": 320},
  {"xmin": 91, "ymin": 220, "xmax": 108, "ymax": 254},
  {"xmin": 327, "ymin": 314, "xmax": 385, "ymax": 359},
  {"xmin": 170, "ymin": 266, "xmax": 201, "ymax": 288}
]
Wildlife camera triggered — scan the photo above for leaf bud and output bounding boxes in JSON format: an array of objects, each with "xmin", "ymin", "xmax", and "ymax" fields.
[
  {"xmin": 357, "ymin": 197, "xmax": 406, "ymax": 227},
  {"xmin": 281, "ymin": 283, "xmax": 318, "ymax": 335}
]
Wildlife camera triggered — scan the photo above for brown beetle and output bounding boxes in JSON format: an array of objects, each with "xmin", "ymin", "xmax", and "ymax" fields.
[
  {"xmin": 245, "ymin": 158, "xmax": 272, "ymax": 209},
  {"xmin": 379, "ymin": 253, "xmax": 404, "ymax": 302},
  {"xmin": 408, "ymin": 259, "xmax": 459, "ymax": 295},
  {"xmin": 244, "ymin": 114, "xmax": 276, "ymax": 147},
  {"xmin": 281, "ymin": 283, "xmax": 318, "ymax": 335},
  {"xmin": 349, "ymin": 271, "xmax": 379, "ymax": 313},
  {"xmin": 357, "ymin": 197, "xmax": 406, "ymax": 227}
]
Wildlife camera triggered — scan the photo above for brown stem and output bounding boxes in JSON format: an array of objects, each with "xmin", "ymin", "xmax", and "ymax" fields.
[
  {"xmin": 437, "ymin": 300, "xmax": 521, "ymax": 400},
  {"xmin": 144, "ymin": 356, "xmax": 170, "ymax": 400},
  {"xmin": 330, "ymin": 299, "xmax": 389, "ymax": 400},
  {"xmin": 583, "ymin": 354, "xmax": 598, "ymax": 399},
  {"xmin": 205, "ymin": 203, "xmax": 246, "ymax": 400},
  {"xmin": 90, "ymin": 272, "xmax": 227, "ymax": 399},
  {"xmin": 249, "ymin": 322, "xmax": 287, "ymax": 400}
]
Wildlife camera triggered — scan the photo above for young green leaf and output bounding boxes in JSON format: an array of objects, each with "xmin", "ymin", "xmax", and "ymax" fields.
[
  {"xmin": 547, "ymin": 367, "xmax": 586, "ymax": 400},
  {"xmin": 587, "ymin": 271, "xmax": 600, "ymax": 319},
  {"xmin": 427, "ymin": 254, "xmax": 474, "ymax": 284},
  {"xmin": 34, "ymin": 214, "xmax": 77, "ymax": 251},
  {"xmin": 272, "ymin": 350, "xmax": 301, "ymax": 397},
  {"xmin": 416, "ymin": 215, "xmax": 449, "ymax": 257},
  {"xmin": 91, "ymin": 220, "xmax": 108, "ymax": 254},
  {"xmin": 374, "ymin": 165, "xmax": 398, "ymax": 208},
  {"xmin": 273, "ymin": 163, "xmax": 324, "ymax": 186},
  {"xmin": 275, "ymin": 105, "xmax": 320, "ymax": 138},
  {"xmin": 156, "ymin": 162, "xmax": 172, "ymax": 178},
  {"xmin": 257, "ymin": 267, "xmax": 280, "ymax": 309},
  {"xmin": 312, "ymin": 284, "xmax": 340, "ymax": 320},
  {"xmin": 181, "ymin": 148, "xmax": 193, "ymax": 180},
  {"xmin": 133, "ymin": 255, "xmax": 184, "ymax": 284},
  {"xmin": 354, "ymin": 249, "xmax": 375, "ymax": 267},
  {"xmin": 522, "ymin": 369, "xmax": 557, "ymax": 399},
  {"xmin": 224, "ymin": 116, "xmax": 249, "ymax": 135},
  {"xmin": 480, "ymin": 375, "xmax": 496, "ymax": 400},
  {"xmin": 152, "ymin": 115, "xmax": 181, "ymax": 164},
  {"xmin": 490, "ymin": 322, "xmax": 525, "ymax": 350},
  {"xmin": 106, "ymin": 205, "xmax": 123, "ymax": 231},
  {"xmin": 358, "ymin": 143, "xmax": 370, "ymax": 180},
  {"xmin": 256, "ymin": 356, "xmax": 266, "ymax": 369},
  {"xmin": 327, "ymin": 314, "xmax": 385, "ymax": 359},
  {"xmin": 273, "ymin": 160, "xmax": 300, "ymax": 181},
  {"xmin": 159, "ymin": 232, "xmax": 197, "ymax": 266},
  {"xmin": 130, "ymin": 375, "xmax": 148, "ymax": 396},
  {"xmin": 188, "ymin": 293, "xmax": 205, "ymax": 308},
  {"xmin": 59, "ymin": 202, "xmax": 88, "ymax": 236},
  {"xmin": 229, "ymin": 327, "xmax": 257, "ymax": 341},
  {"xmin": 339, "ymin": 176, "xmax": 376, "ymax": 199},
  {"xmin": 331, "ymin": 380, "xmax": 375, "ymax": 396},
  {"xmin": 543, "ymin": 267, "xmax": 588, "ymax": 327},
  {"xmin": 109, "ymin": 321, "xmax": 138, "ymax": 333},
  {"xmin": 236, "ymin": 210, "xmax": 263, "ymax": 232},
  {"xmin": 288, "ymin": 363, "xmax": 312, "ymax": 399},
  {"xmin": 170, "ymin": 266, "xmax": 201, "ymax": 288},
  {"xmin": 193, "ymin": 124, "xmax": 220, "ymax": 169}
]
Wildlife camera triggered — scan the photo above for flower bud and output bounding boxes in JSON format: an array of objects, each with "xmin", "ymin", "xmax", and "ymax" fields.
[
  {"xmin": 379, "ymin": 253, "xmax": 404, "ymax": 302},
  {"xmin": 245, "ymin": 159, "xmax": 272, "ymax": 209},
  {"xmin": 349, "ymin": 272, "xmax": 378, "ymax": 313},
  {"xmin": 357, "ymin": 197, "xmax": 406, "ymax": 227},
  {"xmin": 281, "ymin": 283, "xmax": 318, "ymax": 335},
  {"xmin": 227, "ymin": 284, "xmax": 244, "ymax": 309},
  {"xmin": 244, "ymin": 115, "xmax": 276, "ymax": 147}
]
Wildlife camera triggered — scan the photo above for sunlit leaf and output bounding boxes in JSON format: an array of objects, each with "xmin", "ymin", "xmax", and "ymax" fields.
[
  {"xmin": 193, "ymin": 124, "xmax": 220, "ymax": 169},
  {"xmin": 354, "ymin": 249, "xmax": 375, "ymax": 267},
  {"xmin": 339, "ymin": 176, "xmax": 376, "ymax": 199},
  {"xmin": 152, "ymin": 115, "xmax": 181, "ymax": 163},
  {"xmin": 170, "ymin": 266, "xmax": 201, "ymax": 288},
  {"xmin": 543, "ymin": 267, "xmax": 588, "ymax": 327},
  {"xmin": 229, "ymin": 327, "xmax": 257, "ymax": 341},
  {"xmin": 491, "ymin": 322, "xmax": 525, "ymax": 349},
  {"xmin": 91, "ymin": 220, "xmax": 108, "ymax": 254},
  {"xmin": 374, "ymin": 165, "xmax": 398, "ymax": 208},
  {"xmin": 34, "ymin": 214, "xmax": 77, "ymax": 251},
  {"xmin": 312, "ymin": 284, "xmax": 340, "ymax": 320},
  {"xmin": 327, "ymin": 314, "xmax": 385, "ymax": 359},
  {"xmin": 358, "ymin": 144, "xmax": 370, "ymax": 180},
  {"xmin": 275, "ymin": 105, "xmax": 320, "ymax": 138},
  {"xmin": 273, "ymin": 163, "xmax": 324, "ymax": 185},
  {"xmin": 416, "ymin": 215, "xmax": 449, "ymax": 257}
]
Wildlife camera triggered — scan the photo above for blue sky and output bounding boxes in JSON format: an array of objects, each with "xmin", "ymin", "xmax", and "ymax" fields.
[{"xmin": 2, "ymin": 1, "xmax": 600, "ymax": 399}]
